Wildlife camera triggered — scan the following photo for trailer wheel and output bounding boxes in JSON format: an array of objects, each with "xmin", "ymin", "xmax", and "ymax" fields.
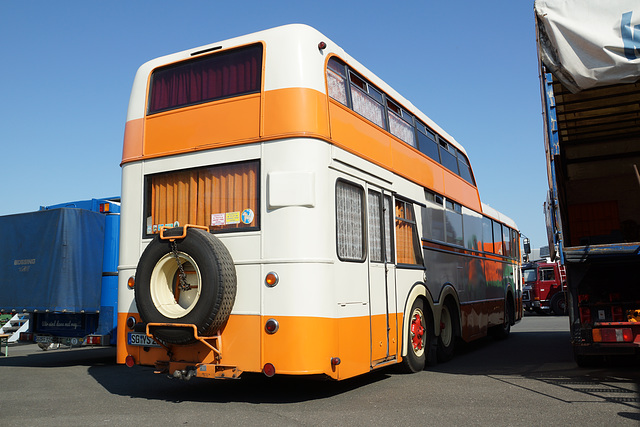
[
  {"xmin": 401, "ymin": 298, "xmax": 429, "ymax": 373},
  {"xmin": 134, "ymin": 228, "xmax": 237, "ymax": 344}
]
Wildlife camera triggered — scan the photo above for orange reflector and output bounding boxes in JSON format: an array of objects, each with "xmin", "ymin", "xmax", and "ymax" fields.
[
  {"xmin": 125, "ymin": 355, "xmax": 135, "ymax": 368},
  {"xmin": 126, "ymin": 316, "xmax": 137, "ymax": 330},
  {"xmin": 263, "ymin": 363, "xmax": 276, "ymax": 377},
  {"xmin": 265, "ymin": 272, "xmax": 279, "ymax": 287},
  {"xmin": 127, "ymin": 276, "xmax": 135, "ymax": 289}
]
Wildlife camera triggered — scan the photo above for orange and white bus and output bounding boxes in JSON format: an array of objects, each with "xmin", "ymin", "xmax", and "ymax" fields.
[{"xmin": 117, "ymin": 24, "xmax": 522, "ymax": 380}]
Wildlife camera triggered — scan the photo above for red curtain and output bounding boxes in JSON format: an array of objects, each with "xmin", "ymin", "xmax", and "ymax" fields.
[{"xmin": 149, "ymin": 44, "xmax": 262, "ymax": 114}]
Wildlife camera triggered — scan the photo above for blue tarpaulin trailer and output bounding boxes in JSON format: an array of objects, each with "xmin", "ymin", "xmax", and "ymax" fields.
[{"xmin": 0, "ymin": 198, "xmax": 120, "ymax": 348}]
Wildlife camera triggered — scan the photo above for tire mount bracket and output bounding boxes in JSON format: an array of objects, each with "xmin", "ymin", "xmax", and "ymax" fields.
[{"xmin": 147, "ymin": 323, "xmax": 242, "ymax": 380}]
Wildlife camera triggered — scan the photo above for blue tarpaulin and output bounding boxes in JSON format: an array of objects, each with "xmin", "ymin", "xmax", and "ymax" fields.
[{"xmin": 0, "ymin": 208, "xmax": 105, "ymax": 313}]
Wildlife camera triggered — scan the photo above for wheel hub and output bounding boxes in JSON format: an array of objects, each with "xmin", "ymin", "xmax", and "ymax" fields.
[{"xmin": 411, "ymin": 312, "xmax": 424, "ymax": 351}]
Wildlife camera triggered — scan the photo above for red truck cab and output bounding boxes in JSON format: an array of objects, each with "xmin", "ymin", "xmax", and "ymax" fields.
[{"xmin": 522, "ymin": 261, "xmax": 567, "ymax": 315}]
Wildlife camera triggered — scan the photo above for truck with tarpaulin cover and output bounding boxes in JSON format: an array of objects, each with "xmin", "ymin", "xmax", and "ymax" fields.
[
  {"xmin": 535, "ymin": 0, "xmax": 640, "ymax": 365},
  {"xmin": 0, "ymin": 198, "xmax": 120, "ymax": 349}
]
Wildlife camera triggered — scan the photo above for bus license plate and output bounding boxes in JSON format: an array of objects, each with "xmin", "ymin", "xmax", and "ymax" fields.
[
  {"xmin": 35, "ymin": 335, "xmax": 53, "ymax": 344},
  {"xmin": 128, "ymin": 333, "xmax": 160, "ymax": 347}
]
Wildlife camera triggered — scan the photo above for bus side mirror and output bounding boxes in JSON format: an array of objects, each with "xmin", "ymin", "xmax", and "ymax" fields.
[{"xmin": 523, "ymin": 238, "xmax": 531, "ymax": 255}]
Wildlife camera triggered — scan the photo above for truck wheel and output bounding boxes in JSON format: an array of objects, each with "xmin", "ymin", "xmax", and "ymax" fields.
[
  {"xmin": 574, "ymin": 348, "xmax": 603, "ymax": 367},
  {"xmin": 134, "ymin": 228, "xmax": 237, "ymax": 344},
  {"xmin": 550, "ymin": 292, "xmax": 567, "ymax": 316},
  {"xmin": 401, "ymin": 298, "xmax": 429, "ymax": 373},
  {"xmin": 437, "ymin": 302, "xmax": 456, "ymax": 362}
]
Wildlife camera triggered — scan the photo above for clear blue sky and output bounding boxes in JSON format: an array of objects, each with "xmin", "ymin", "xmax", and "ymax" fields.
[{"xmin": 0, "ymin": 1, "xmax": 549, "ymax": 249}]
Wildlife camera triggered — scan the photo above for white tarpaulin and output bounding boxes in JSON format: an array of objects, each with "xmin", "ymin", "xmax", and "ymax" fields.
[{"xmin": 535, "ymin": 0, "xmax": 640, "ymax": 93}]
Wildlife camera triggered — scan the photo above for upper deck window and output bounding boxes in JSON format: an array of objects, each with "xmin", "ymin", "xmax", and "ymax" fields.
[
  {"xmin": 327, "ymin": 57, "xmax": 348, "ymax": 106},
  {"xmin": 326, "ymin": 58, "xmax": 478, "ymax": 187},
  {"xmin": 148, "ymin": 44, "xmax": 263, "ymax": 115},
  {"xmin": 349, "ymin": 72, "xmax": 386, "ymax": 128}
]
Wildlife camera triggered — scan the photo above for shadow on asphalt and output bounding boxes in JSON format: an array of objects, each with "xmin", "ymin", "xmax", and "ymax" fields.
[
  {"xmin": 0, "ymin": 343, "xmax": 390, "ymax": 403},
  {"xmin": 2, "ymin": 324, "xmax": 639, "ymax": 418},
  {"xmin": 430, "ymin": 326, "xmax": 640, "ymax": 422}
]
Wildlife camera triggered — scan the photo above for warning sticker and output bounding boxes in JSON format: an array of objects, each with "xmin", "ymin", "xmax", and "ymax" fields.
[
  {"xmin": 211, "ymin": 213, "xmax": 225, "ymax": 226},
  {"xmin": 226, "ymin": 212, "xmax": 240, "ymax": 225}
]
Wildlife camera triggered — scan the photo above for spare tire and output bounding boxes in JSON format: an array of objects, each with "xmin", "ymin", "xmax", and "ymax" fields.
[{"xmin": 134, "ymin": 227, "xmax": 237, "ymax": 344}]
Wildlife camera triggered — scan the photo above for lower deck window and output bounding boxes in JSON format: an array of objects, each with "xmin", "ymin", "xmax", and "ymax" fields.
[
  {"xmin": 395, "ymin": 199, "xmax": 423, "ymax": 265},
  {"xmin": 145, "ymin": 160, "xmax": 259, "ymax": 235},
  {"xmin": 336, "ymin": 181, "xmax": 365, "ymax": 261}
]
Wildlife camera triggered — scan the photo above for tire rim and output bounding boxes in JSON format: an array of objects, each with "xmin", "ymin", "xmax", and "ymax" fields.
[
  {"xmin": 440, "ymin": 305, "xmax": 452, "ymax": 347},
  {"xmin": 410, "ymin": 307, "xmax": 425, "ymax": 357},
  {"xmin": 150, "ymin": 252, "xmax": 202, "ymax": 318}
]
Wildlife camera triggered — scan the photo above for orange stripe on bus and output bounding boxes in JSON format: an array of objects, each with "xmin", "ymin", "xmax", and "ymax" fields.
[
  {"xmin": 118, "ymin": 312, "xmax": 400, "ymax": 379},
  {"xmin": 144, "ymin": 93, "xmax": 261, "ymax": 158},
  {"xmin": 263, "ymin": 87, "xmax": 330, "ymax": 138},
  {"xmin": 121, "ymin": 118, "xmax": 144, "ymax": 164},
  {"xmin": 121, "ymin": 86, "xmax": 480, "ymax": 211}
]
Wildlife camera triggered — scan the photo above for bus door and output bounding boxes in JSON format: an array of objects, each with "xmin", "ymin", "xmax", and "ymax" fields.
[{"xmin": 367, "ymin": 188, "xmax": 397, "ymax": 364}]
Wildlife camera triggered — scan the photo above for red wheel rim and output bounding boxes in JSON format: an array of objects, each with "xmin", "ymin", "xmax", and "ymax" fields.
[{"xmin": 411, "ymin": 311, "xmax": 425, "ymax": 351}]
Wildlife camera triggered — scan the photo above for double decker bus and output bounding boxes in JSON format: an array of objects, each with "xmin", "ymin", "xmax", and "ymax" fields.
[{"xmin": 117, "ymin": 24, "xmax": 522, "ymax": 380}]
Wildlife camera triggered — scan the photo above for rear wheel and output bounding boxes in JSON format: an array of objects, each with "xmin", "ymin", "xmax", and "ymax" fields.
[
  {"xmin": 491, "ymin": 299, "xmax": 513, "ymax": 340},
  {"xmin": 401, "ymin": 299, "xmax": 429, "ymax": 373},
  {"xmin": 437, "ymin": 302, "xmax": 456, "ymax": 362}
]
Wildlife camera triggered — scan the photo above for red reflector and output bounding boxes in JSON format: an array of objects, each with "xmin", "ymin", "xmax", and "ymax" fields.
[
  {"xmin": 579, "ymin": 307, "xmax": 591, "ymax": 324},
  {"xmin": 125, "ymin": 355, "xmax": 135, "ymax": 368},
  {"xmin": 262, "ymin": 363, "xmax": 276, "ymax": 377},
  {"xmin": 265, "ymin": 319, "xmax": 279, "ymax": 334},
  {"xmin": 612, "ymin": 306, "xmax": 624, "ymax": 322}
]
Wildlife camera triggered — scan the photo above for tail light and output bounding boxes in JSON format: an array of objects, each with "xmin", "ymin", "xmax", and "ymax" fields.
[
  {"xmin": 99, "ymin": 203, "xmax": 110, "ymax": 213},
  {"xmin": 20, "ymin": 332, "xmax": 33, "ymax": 341},
  {"xmin": 592, "ymin": 328, "xmax": 633, "ymax": 343},
  {"xmin": 86, "ymin": 335, "xmax": 102, "ymax": 345}
]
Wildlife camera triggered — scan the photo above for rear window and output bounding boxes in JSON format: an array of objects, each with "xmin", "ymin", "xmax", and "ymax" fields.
[
  {"xmin": 148, "ymin": 44, "xmax": 263, "ymax": 114},
  {"xmin": 144, "ymin": 160, "xmax": 259, "ymax": 236}
]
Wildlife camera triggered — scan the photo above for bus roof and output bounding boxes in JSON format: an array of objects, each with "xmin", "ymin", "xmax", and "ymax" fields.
[
  {"xmin": 126, "ymin": 24, "xmax": 469, "ymax": 157},
  {"xmin": 482, "ymin": 202, "xmax": 518, "ymax": 230}
]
